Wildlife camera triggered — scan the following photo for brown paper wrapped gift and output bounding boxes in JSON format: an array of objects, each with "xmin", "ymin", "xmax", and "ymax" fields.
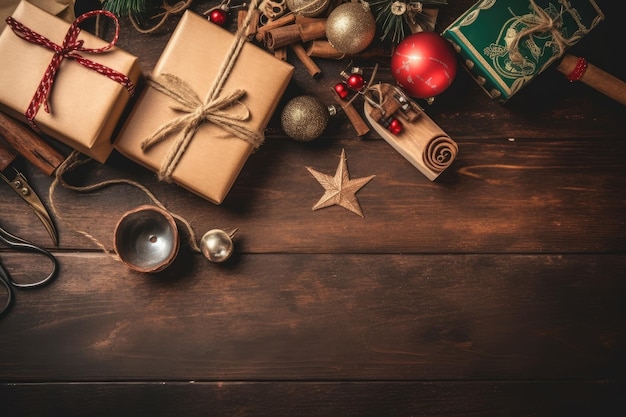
[
  {"xmin": 0, "ymin": 0, "xmax": 141, "ymax": 163},
  {"xmin": 114, "ymin": 10, "xmax": 294, "ymax": 204}
]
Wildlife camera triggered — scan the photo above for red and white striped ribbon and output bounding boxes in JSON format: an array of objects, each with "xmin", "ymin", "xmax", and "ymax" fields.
[{"xmin": 5, "ymin": 10, "xmax": 135, "ymax": 130}]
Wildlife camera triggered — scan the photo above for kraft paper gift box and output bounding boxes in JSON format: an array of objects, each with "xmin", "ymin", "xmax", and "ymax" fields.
[
  {"xmin": 442, "ymin": 0, "xmax": 604, "ymax": 102},
  {"xmin": 0, "ymin": 0, "xmax": 141, "ymax": 163},
  {"xmin": 0, "ymin": 0, "xmax": 75, "ymax": 31},
  {"xmin": 114, "ymin": 10, "xmax": 294, "ymax": 204}
]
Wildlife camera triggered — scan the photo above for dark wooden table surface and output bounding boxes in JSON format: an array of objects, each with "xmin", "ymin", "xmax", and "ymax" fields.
[{"xmin": 1, "ymin": 1, "xmax": 625, "ymax": 415}]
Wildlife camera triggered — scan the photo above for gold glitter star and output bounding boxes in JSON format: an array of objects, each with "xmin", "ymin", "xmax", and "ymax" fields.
[{"xmin": 306, "ymin": 149, "xmax": 375, "ymax": 217}]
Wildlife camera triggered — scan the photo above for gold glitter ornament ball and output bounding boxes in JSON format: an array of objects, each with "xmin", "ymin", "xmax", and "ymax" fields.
[
  {"xmin": 286, "ymin": 0, "xmax": 330, "ymax": 17},
  {"xmin": 281, "ymin": 95, "xmax": 329, "ymax": 142},
  {"xmin": 326, "ymin": 2, "xmax": 376, "ymax": 54}
]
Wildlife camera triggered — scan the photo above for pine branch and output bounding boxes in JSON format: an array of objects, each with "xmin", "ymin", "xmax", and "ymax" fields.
[
  {"xmin": 103, "ymin": 0, "xmax": 151, "ymax": 17},
  {"xmin": 369, "ymin": 0, "xmax": 448, "ymax": 44}
]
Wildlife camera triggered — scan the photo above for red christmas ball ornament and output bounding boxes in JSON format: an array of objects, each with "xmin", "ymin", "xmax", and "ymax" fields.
[
  {"xmin": 390, "ymin": 31, "xmax": 457, "ymax": 99},
  {"xmin": 208, "ymin": 8, "xmax": 228, "ymax": 26},
  {"xmin": 334, "ymin": 82, "xmax": 349, "ymax": 99},
  {"xmin": 346, "ymin": 73, "xmax": 365, "ymax": 90}
]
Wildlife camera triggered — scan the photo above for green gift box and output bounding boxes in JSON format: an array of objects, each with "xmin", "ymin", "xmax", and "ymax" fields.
[{"xmin": 442, "ymin": 0, "xmax": 604, "ymax": 101}]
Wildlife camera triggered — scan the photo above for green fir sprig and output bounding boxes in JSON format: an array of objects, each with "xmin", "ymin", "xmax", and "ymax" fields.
[
  {"xmin": 103, "ymin": 0, "xmax": 151, "ymax": 17},
  {"xmin": 369, "ymin": 0, "xmax": 448, "ymax": 44}
]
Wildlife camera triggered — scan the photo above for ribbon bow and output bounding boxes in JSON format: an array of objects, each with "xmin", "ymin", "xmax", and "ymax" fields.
[
  {"xmin": 5, "ymin": 10, "xmax": 135, "ymax": 130},
  {"xmin": 141, "ymin": 74, "xmax": 264, "ymax": 182},
  {"xmin": 507, "ymin": 0, "xmax": 575, "ymax": 63}
]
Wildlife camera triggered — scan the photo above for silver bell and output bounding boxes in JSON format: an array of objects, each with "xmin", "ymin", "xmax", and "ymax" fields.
[{"xmin": 200, "ymin": 228, "xmax": 237, "ymax": 263}]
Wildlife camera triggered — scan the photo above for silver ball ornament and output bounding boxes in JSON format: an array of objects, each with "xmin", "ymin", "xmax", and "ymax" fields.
[
  {"xmin": 286, "ymin": 0, "xmax": 330, "ymax": 17},
  {"xmin": 326, "ymin": 2, "xmax": 376, "ymax": 54},
  {"xmin": 200, "ymin": 229, "xmax": 236, "ymax": 263},
  {"xmin": 281, "ymin": 95, "xmax": 329, "ymax": 142}
]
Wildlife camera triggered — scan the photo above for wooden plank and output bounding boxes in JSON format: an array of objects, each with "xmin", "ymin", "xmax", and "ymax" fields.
[
  {"xmin": 1, "ymin": 381, "xmax": 624, "ymax": 417},
  {"xmin": 3, "ymin": 138, "xmax": 625, "ymax": 253},
  {"xmin": 1, "ymin": 252, "xmax": 624, "ymax": 381}
]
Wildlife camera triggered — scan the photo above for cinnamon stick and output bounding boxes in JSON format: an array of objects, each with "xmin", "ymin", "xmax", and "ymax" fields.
[
  {"xmin": 237, "ymin": 9, "xmax": 259, "ymax": 37},
  {"xmin": 255, "ymin": 13, "xmax": 296, "ymax": 42},
  {"xmin": 306, "ymin": 40, "xmax": 345, "ymax": 59},
  {"xmin": 274, "ymin": 47, "xmax": 288, "ymax": 61},
  {"xmin": 306, "ymin": 40, "xmax": 391, "ymax": 60},
  {"xmin": 290, "ymin": 43, "xmax": 321, "ymax": 77},
  {"xmin": 331, "ymin": 92, "xmax": 370, "ymax": 136},
  {"xmin": 295, "ymin": 16, "xmax": 326, "ymax": 42},
  {"xmin": 0, "ymin": 111, "xmax": 65, "ymax": 176},
  {"xmin": 265, "ymin": 24, "xmax": 300, "ymax": 50},
  {"xmin": 264, "ymin": 19, "xmax": 326, "ymax": 50}
]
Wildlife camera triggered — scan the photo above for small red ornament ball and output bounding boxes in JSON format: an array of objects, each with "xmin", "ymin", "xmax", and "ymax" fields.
[
  {"xmin": 387, "ymin": 118, "xmax": 402, "ymax": 135},
  {"xmin": 334, "ymin": 82, "xmax": 349, "ymax": 99},
  {"xmin": 346, "ymin": 73, "xmax": 365, "ymax": 90},
  {"xmin": 390, "ymin": 32, "xmax": 457, "ymax": 99},
  {"xmin": 208, "ymin": 9, "xmax": 228, "ymax": 26}
]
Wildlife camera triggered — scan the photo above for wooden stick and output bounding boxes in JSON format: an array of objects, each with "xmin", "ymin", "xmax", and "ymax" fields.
[
  {"xmin": 331, "ymin": 92, "xmax": 370, "ymax": 136},
  {"xmin": 363, "ymin": 83, "xmax": 458, "ymax": 181},
  {"xmin": 367, "ymin": 84, "xmax": 420, "ymax": 123},
  {"xmin": 290, "ymin": 43, "xmax": 321, "ymax": 78},
  {"xmin": 557, "ymin": 54, "xmax": 626, "ymax": 106}
]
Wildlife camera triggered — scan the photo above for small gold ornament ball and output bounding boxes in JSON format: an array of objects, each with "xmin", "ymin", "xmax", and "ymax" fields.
[
  {"xmin": 286, "ymin": 0, "xmax": 330, "ymax": 17},
  {"xmin": 281, "ymin": 95, "xmax": 329, "ymax": 142},
  {"xmin": 326, "ymin": 2, "xmax": 376, "ymax": 54}
]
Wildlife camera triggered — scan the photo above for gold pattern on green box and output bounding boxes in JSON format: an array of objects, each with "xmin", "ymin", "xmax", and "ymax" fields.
[{"xmin": 442, "ymin": 0, "xmax": 604, "ymax": 101}]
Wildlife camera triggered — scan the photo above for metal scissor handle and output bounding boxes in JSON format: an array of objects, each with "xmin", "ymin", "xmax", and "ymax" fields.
[
  {"xmin": 0, "ymin": 224, "xmax": 58, "ymax": 317},
  {"xmin": 0, "ymin": 263, "xmax": 14, "ymax": 317}
]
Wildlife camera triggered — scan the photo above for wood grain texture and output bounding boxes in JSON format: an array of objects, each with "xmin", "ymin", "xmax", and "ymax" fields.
[
  {"xmin": 2, "ymin": 381, "xmax": 625, "ymax": 417},
  {"xmin": 0, "ymin": 252, "xmax": 624, "ymax": 381},
  {"xmin": 3, "ymin": 137, "xmax": 624, "ymax": 253}
]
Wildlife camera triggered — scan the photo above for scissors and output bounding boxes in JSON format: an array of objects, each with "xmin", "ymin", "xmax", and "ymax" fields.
[
  {"xmin": 0, "ymin": 111, "xmax": 65, "ymax": 246},
  {"xmin": 0, "ymin": 222, "xmax": 58, "ymax": 318}
]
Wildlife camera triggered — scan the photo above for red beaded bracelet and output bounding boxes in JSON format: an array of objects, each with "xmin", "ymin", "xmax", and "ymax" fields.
[{"xmin": 566, "ymin": 57, "xmax": 588, "ymax": 82}]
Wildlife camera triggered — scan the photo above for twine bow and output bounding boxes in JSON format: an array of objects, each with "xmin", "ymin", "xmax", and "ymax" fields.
[
  {"xmin": 141, "ymin": 0, "xmax": 263, "ymax": 182},
  {"xmin": 5, "ymin": 10, "xmax": 135, "ymax": 130},
  {"xmin": 507, "ymin": 0, "xmax": 574, "ymax": 63},
  {"xmin": 141, "ymin": 74, "xmax": 264, "ymax": 182}
]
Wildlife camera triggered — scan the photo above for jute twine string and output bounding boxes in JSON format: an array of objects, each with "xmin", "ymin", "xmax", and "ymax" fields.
[
  {"xmin": 507, "ymin": 0, "xmax": 574, "ymax": 63},
  {"xmin": 288, "ymin": 1, "xmax": 327, "ymax": 17},
  {"xmin": 141, "ymin": 0, "xmax": 264, "ymax": 182},
  {"xmin": 142, "ymin": 74, "xmax": 263, "ymax": 181},
  {"xmin": 129, "ymin": 0, "xmax": 194, "ymax": 34},
  {"xmin": 49, "ymin": 151, "xmax": 202, "ymax": 260}
]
